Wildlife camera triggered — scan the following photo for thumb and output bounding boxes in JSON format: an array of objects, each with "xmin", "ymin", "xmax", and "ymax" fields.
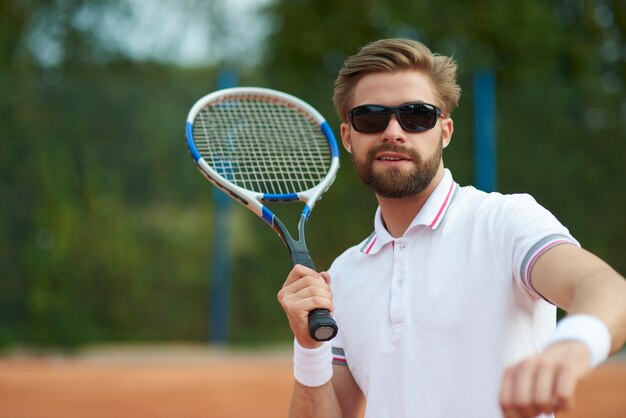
[{"xmin": 319, "ymin": 271, "xmax": 331, "ymax": 285}]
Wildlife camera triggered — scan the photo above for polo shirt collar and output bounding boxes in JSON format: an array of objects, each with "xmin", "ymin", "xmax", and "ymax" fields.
[{"xmin": 360, "ymin": 168, "xmax": 458, "ymax": 255}]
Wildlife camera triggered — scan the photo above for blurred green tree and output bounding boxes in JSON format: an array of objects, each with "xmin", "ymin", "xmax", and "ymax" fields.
[
  {"xmin": 259, "ymin": 0, "xmax": 626, "ymax": 273},
  {"xmin": 0, "ymin": 0, "xmax": 624, "ymax": 349}
]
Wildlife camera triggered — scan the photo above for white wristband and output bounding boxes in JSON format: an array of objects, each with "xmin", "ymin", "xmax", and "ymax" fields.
[
  {"xmin": 545, "ymin": 314, "xmax": 611, "ymax": 368},
  {"xmin": 293, "ymin": 339, "xmax": 333, "ymax": 387}
]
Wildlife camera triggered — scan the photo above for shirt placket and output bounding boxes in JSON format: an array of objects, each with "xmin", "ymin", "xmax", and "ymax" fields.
[{"xmin": 390, "ymin": 238, "xmax": 408, "ymax": 327}]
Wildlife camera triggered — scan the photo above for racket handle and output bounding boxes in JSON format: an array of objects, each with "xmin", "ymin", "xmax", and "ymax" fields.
[
  {"xmin": 290, "ymin": 249, "xmax": 338, "ymax": 342},
  {"xmin": 309, "ymin": 309, "xmax": 338, "ymax": 341}
]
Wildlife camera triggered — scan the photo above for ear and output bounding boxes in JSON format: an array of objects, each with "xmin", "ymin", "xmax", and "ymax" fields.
[
  {"xmin": 340, "ymin": 122, "xmax": 352, "ymax": 153},
  {"xmin": 441, "ymin": 117, "xmax": 454, "ymax": 149}
]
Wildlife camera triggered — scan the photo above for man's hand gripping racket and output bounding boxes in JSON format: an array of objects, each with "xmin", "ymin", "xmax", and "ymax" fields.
[{"xmin": 185, "ymin": 87, "xmax": 340, "ymax": 341}]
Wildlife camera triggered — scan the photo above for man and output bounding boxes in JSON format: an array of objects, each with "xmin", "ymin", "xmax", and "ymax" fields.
[{"xmin": 277, "ymin": 38, "xmax": 626, "ymax": 418}]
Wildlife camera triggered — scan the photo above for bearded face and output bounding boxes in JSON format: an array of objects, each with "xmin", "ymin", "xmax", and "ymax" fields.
[{"xmin": 351, "ymin": 136, "xmax": 443, "ymax": 199}]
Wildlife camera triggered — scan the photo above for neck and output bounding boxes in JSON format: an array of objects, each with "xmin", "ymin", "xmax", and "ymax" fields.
[{"xmin": 376, "ymin": 166, "xmax": 444, "ymax": 238}]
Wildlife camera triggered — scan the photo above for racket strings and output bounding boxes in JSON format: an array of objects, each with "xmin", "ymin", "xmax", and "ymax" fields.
[{"xmin": 193, "ymin": 96, "xmax": 332, "ymax": 195}]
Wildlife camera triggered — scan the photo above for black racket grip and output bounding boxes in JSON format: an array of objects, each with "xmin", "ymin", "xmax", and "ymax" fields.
[
  {"xmin": 291, "ymin": 250, "xmax": 338, "ymax": 342},
  {"xmin": 308, "ymin": 308, "xmax": 338, "ymax": 341}
]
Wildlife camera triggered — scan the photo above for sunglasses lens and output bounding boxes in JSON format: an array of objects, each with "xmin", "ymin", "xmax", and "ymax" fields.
[
  {"xmin": 350, "ymin": 106, "xmax": 390, "ymax": 133},
  {"xmin": 349, "ymin": 103, "xmax": 440, "ymax": 133},
  {"xmin": 399, "ymin": 104, "xmax": 437, "ymax": 132}
]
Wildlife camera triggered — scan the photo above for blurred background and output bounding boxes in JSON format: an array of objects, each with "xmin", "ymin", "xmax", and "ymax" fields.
[{"xmin": 1, "ymin": 0, "xmax": 625, "ymax": 351}]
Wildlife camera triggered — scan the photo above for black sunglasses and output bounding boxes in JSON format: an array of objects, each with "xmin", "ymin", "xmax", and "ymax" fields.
[{"xmin": 347, "ymin": 102, "xmax": 443, "ymax": 133}]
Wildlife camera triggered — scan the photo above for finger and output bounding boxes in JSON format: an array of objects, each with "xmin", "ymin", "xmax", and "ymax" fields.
[
  {"xmin": 282, "ymin": 275, "xmax": 329, "ymax": 296},
  {"xmin": 292, "ymin": 285, "xmax": 333, "ymax": 306},
  {"xmin": 499, "ymin": 367, "xmax": 513, "ymax": 407},
  {"xmin": 500, "ymin": 368, "xmax": 519, "ymax": 418},
  {"xmin": 282, "ymin": 264, "xmax": 320, "ymax": 287},
  {"xmin": 282, "ymin": 295, "xmax": 333, "ymax": 348},
  {"xmin": 301, "ymin": 295, "xmax": 334, "ymax": 313},
  {"xmin": 292, "ymin": 263, "xmax": 320, "ymax": 278},
  {"xmin": 533, "ymin": 363, "xmax": 557, "ymax": 413},
  {"xmin": 278, "ymin": 283, "xmax": 333, "ymax": 314},
  {"xmin": 554, "ymin": 365, "xmax": 580, "ymax": 412},
  {"xmin": 511, "ymin": 360, "xmax": 542, "ymax": 418}
]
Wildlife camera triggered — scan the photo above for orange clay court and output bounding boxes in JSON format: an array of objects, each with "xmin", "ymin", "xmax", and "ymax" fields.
[{"xmin": 0, "ymin": 345, "xmax": 624, "ymax": 418}]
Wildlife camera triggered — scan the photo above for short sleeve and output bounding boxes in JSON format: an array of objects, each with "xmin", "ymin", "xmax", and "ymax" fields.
[{"xmin": 489, "ymin": 194, "xmax": 579, "ymax": 298}]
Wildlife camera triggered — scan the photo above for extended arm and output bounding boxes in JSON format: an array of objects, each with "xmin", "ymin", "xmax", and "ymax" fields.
[{"xmin": 500, "ymin": 244, "xmax": 626, "ymax": 417}]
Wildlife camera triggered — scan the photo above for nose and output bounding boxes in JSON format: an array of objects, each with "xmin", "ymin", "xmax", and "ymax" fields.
[{"xmin": 380, "ymin": 114, "xmax": 406, "ymax": 143}]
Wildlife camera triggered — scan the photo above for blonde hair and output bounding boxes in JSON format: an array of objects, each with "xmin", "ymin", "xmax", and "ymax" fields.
[{"xmin": 333, "ymin": 38, "xmax": 461, "ymax": 120}]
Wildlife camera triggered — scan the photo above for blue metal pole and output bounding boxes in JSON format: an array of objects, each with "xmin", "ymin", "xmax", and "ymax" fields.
[
  {"xmin": 474, "ymin": 70, "xmax": 497, "ymax": 192},
  {"xmin": 210, "ymin": 68, "xmax": 238, "ymax": 345}
]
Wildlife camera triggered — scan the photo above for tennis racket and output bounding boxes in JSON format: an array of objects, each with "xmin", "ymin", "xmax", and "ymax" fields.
[{"xmin": 185, "ymin": 87, "xmax": 340, "ymax": 342}]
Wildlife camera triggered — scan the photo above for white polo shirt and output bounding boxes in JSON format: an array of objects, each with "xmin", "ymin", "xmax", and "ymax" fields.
[{"xmin": 329, "ymin": 169, "xmax": 578, "ymax": 418}]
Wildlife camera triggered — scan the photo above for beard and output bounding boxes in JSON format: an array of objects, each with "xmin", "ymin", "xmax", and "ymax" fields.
[{"xmin": 352, "ymin": 137, "xmax": 443, "ymax": 199}]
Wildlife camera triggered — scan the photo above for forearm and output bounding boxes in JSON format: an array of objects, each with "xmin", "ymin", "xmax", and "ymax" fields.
[
  {"xmin": 288, "ymin": 339, "xmax": 350, "ymax": 418},
  {"xmin": 566, "ymin": 266, "xmax": 626, "ymax": 354},
  {"xmin": 289, "ymin": 381, "xmax": 343, "ymax": 418},
  {"xmin": 503, "ymin": 247, "xmax": 626, "ymax": 417},
  {"xmin": 532, "ymin": 245, "xmax": 626, "ymax": 355}
]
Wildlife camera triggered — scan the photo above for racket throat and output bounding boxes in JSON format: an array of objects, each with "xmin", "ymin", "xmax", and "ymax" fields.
[{"xmin": 274, "ymin": 216, "xmax": 316, "ymax": 270}]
